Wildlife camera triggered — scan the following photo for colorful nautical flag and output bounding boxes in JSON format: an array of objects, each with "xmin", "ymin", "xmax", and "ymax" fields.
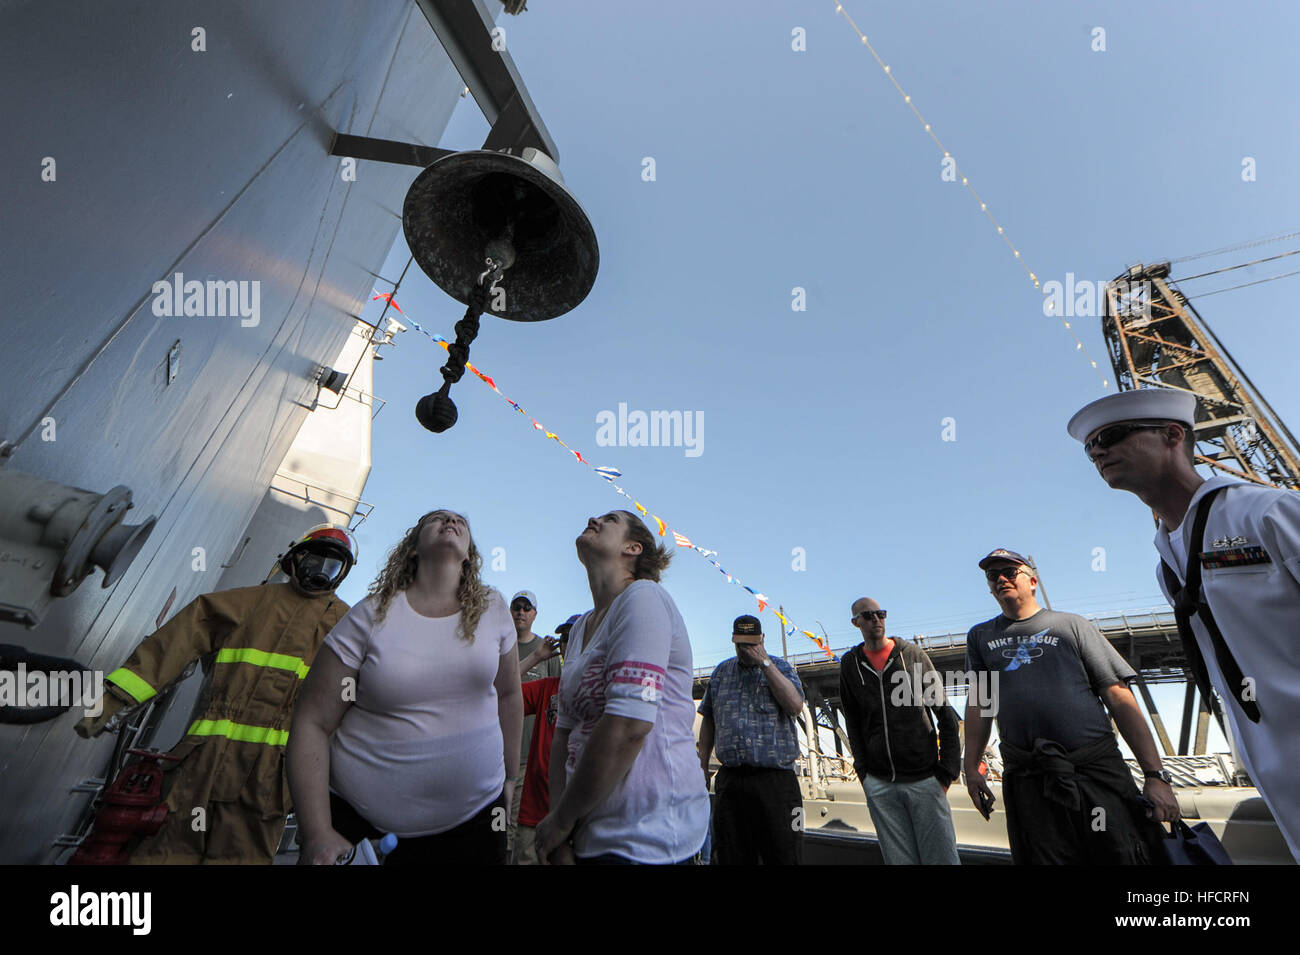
[{"xmin": 371, "ymin": 292, "xmax": 404, "ymax": 313}]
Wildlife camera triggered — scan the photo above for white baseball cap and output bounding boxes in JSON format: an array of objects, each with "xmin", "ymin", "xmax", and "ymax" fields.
[{"xmin": 510, "ymin": 590, "xmax": 538, "ymax": 610}]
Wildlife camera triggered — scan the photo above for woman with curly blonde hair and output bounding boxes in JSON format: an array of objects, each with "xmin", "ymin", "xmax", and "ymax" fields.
[{"xmin": 288, "ymin": 509, "xmax": 522, "ymax": 865}]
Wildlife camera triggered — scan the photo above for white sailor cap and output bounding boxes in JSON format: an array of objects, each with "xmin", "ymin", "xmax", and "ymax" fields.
[{"xmin": 1067, "ymin": 389, "xmax": 1198, "ymax": 442}]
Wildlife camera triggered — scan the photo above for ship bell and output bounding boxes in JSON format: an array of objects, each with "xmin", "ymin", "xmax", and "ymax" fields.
[{"xmin": 402, "ymin": 147, "xmax": 599, "ymax": 322}]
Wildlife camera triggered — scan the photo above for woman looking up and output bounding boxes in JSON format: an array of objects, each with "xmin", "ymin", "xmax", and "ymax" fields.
[
  {"xmin": 288, "ymin": 509, "xmax": 522, "ymax": 865},
  {"xmin": 536, "ymin": 510, "xmax": 710, "ymax": 864}
]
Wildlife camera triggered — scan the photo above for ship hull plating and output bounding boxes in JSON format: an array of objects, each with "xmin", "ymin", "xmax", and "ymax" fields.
[{"xmin": 0, "ymin": 0, "xmax": 469, "ymax": 862}]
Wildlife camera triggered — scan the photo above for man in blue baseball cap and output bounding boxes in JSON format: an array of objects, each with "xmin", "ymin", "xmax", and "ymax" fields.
[{"xmin": 963, "ymin": 548, "xmax": 1178, "ymax": 864}]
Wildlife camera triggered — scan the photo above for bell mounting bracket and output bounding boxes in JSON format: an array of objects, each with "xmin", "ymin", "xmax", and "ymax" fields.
[{"xmin": 329, "ymin": 0, "xmax": 558, "ymax": 168}]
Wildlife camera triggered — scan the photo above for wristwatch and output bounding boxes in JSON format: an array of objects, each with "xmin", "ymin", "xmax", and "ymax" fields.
[
  {"xmin": 1144, "ymin": 769, "xmax": 1174, "ymax": 784},
  {"xmin": 760, "ymin": 658, "xmax": 771, "ymax": 669}
]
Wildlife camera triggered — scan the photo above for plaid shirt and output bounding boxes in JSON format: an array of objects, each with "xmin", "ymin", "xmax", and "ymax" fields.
[{"xmin": 699, "ymin": 656, "xmax": 803, "ymax": 770}]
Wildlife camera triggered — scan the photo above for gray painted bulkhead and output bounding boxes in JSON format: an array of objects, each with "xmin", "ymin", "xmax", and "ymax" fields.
[{"xmin": 0, "ymin": 1, "xmax": 470, "ymax": 862}]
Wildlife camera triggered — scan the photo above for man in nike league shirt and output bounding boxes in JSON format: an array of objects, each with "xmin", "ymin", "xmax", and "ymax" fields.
[{"xmin": 962, "ymin": 549, "xmax": 1179, "ymax": 864}]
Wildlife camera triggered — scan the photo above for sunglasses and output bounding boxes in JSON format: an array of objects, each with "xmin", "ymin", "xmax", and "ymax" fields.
[
  {"xmin": 1082, "ymin": 423, "xmax": 1167, "ymax": 456},
  {"xmin": 854, "ymin": 609, "xmax": 887, "ymax": 621},
  {"xmin": 985, "ymin": 567, "xmax": 1027, "ymax": 583},
  {"xmin": 510, "ymin": 603, "xmax": 534, "ymax": 613}
]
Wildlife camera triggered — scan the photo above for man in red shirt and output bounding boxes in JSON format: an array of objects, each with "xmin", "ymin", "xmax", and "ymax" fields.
[{"xmin": 513, "ymin": 614, "xmax": 580, "ymax": 865}]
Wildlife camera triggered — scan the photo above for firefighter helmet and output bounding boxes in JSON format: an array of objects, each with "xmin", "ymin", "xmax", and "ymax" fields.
[{"xmin": 278, "ymin": 525, "xmax": 358, "ymax": 592}]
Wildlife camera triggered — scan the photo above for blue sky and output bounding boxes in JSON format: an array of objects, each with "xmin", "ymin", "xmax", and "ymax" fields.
[{"xmin": 338, "ymin": 1, "xmax": 1299, "ymax": 752}]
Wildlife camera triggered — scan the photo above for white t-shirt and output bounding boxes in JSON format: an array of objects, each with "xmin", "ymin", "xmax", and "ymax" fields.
[
  {"xmin": 323, "ymin": 588, "xmax": 516, "ymax": 837},
  {"xmin": 557, "ymin": 580, "xmax": 710, "ymax": 863}
]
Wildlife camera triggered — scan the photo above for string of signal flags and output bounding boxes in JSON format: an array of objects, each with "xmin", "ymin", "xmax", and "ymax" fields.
[{"xmin": 372, "ymin": 292, "xmax": 840, "ymax": 662}]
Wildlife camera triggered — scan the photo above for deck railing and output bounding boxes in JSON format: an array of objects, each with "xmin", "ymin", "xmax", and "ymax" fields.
[{"xmin": 693, "ymin": 606, "xmax": 1178, "ymax": 679}]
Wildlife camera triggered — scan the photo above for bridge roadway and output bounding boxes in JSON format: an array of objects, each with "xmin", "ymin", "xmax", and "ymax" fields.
[{"xmin": 693, "ymin": 607, "xmax": 1218, "ymax": 758}]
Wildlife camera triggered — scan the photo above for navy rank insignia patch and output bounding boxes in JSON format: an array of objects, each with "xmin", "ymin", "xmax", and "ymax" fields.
[{"xmin": 1199, "ymin": 546, "xmax": 1272, "ymax": 569}]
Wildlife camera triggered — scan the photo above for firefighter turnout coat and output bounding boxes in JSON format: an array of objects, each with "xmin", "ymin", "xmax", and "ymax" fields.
[{"xmin": 93, "ymin": 582, "xmax": 349, "ymax": 863}]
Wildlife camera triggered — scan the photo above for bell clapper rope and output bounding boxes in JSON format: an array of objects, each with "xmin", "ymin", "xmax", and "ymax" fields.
[{"xmin": 415, "ymin": 255, "xmax": 507, "ymax": 434}]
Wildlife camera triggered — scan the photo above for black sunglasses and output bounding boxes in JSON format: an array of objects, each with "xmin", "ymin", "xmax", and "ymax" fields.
[
  {"xmin": 510, "ymin": 603, "xmax": 534, "ymax": 613},
  {"xmin": 985, "ymin": 566, "xmax": 1026, "ymax": 583},
  {"xmin": 1082, "ymin": 423, "xmax": 1167, "ymax": 456},
  {"xmin": 855, "ymin": 609, "xmax": 887, "ymax": 621}
]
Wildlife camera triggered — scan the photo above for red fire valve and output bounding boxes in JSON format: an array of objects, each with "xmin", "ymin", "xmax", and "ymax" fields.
[{"xmin": 69, "ymin": 750, "xmax": 180, "ymax": 865}]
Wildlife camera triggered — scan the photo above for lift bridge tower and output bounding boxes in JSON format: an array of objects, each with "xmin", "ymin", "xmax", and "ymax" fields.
[{"xmin": 1104, "ymin": 262, "xmax": 1300, "ymax": 490}]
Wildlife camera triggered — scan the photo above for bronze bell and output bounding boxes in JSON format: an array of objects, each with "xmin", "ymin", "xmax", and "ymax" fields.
[{"xmin": 402, "ymin": 147, "xmax": 599, "ymax": 322}]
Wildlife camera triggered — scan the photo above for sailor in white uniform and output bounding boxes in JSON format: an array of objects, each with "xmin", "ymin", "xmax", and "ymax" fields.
[{"xmin": 1068, "ymin": 388, "xmax": 1300, "ymax": 861}]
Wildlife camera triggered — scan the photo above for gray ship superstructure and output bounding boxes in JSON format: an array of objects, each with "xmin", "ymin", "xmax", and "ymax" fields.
[{"xmin": 0, "ymin": 0, "xmax": 541, "ymax": 863}]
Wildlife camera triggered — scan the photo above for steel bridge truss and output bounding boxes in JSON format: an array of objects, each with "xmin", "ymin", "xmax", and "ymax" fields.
[{"xmin": 1103, "ymin": 262, "xmax": 1300, "ymax": 490}]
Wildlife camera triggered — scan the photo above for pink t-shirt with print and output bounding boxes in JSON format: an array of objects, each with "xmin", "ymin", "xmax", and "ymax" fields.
[{"xmin": 557, "ymin": 580, "xmax": 710, "ymax": 863}]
